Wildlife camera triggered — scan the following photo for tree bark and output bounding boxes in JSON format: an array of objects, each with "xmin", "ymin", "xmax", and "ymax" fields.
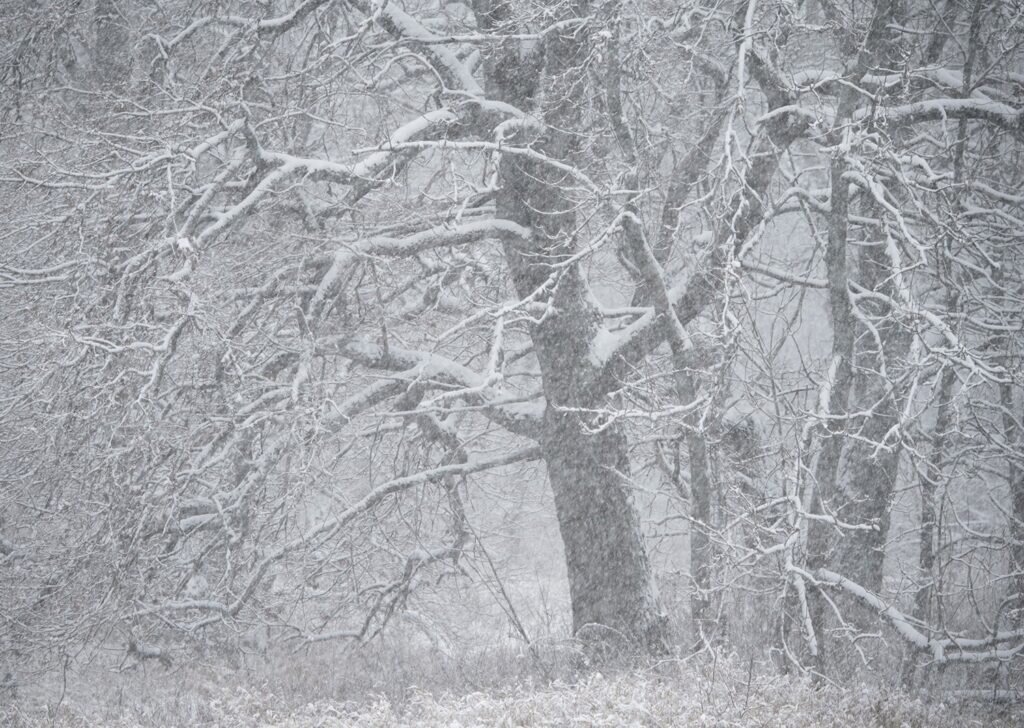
[
  {"xmin": 1000, "ymin": 380, "xmax": 1024, "ymax": 623},
  {"xmin": 474, "ymin": 0, "xmax": 668, "ymax": 655},
  {"xmin": 675, "ymin": 372, "xmax": 716, "ymax": 652},
  {"xmin": 94, "ymin": 0, "xmax": 130, "ymax": 86},
  {"xmin": 543, "ymin": 410, "xmax": 667, "ymax": 652},
  {"xmin": 914, "ymin": 366, "xmax": 954, "ymax": 624}
]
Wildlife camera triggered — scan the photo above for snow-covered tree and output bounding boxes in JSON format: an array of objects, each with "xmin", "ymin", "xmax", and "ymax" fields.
[{"xmin": 2, "ymin": 0, "xmax": 1023, "ymax": 685}]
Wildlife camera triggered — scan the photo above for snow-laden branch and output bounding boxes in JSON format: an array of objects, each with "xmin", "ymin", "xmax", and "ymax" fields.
[
  {"xmin": 741, "ymin": 261, "xmax": 827, "ymax": 289},
  {"xmin": 0, "ymin": 260, "xmax": 83, "ymax": 288},
  {"xmin": 178, "ymin": 377, "xmax": 408, "ymax": 534},
  {"xmin": 741, "ymin": 262, "xmax": 1004, "ymax": 379},
  {"xmin": 847, "ymin": 282, "xmax": 1004, "ymax": 381},
  {"xmin": 862, "ymin": 97, "xmax": 1024, "ymax": 134},
  {"xmin": 147, "ymin": 0, "xmax": 336, "ymax": 54},
  {"xmin": 3, "ymin": 122, "xmax": 243, "ymax": 195},
  {"xmin": 351, "ymin": 139, "xmax": 605, "ymax": 194},
  {"xmin": 185, "ymin": 306, "xmax": 543, "ymax": 508},
  {"xmin": 357, "ymin": 0, "xmax": 482, "ymax": 96},
  {"xmin": 321, "ymin": 338, "xmax": 545, "ymax": 437},
  {"xmin": 305, "ymin": 218, "xmax": 530, "ymax": 322},
  {"xmin": 244, "ymin": 108, "xmax": 460, "ymax": 187},
  {"xmin": 171, "ymin": 108, "xmax": 460, "ymax": 261},
  {"xmin": 185, "ymin": 100, "xmax": 531, "ymax": 260},
  {"xmin": 135, "ymin": 445, "xmax": 541, "ymax": 626},
  {"xmin": 338, "ymin": 108, "xmax": 461, "ymax": 183},
  {"xmin": 815, "ymin": 569, "xmax": 1024, "ymax": 663},
  {"xmin": 360, "ymin": 218, "xmax": 530, "ymax": 257},
  {"xmin": 589, "ymin": 88, "xmax": 811, "ymax": 377},
  {"xmin": 970, "ymin": 180, "xmax": 1024, "ymax": 206},
  {"xmin": 790, "ymin": 66, "xmax": 1014, "ymax": 101}
]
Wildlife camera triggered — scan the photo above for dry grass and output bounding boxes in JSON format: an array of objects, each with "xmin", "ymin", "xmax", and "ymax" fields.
[{"xmin": 3, "ymin": 644, "xmax": 1021, "ymax": 727}]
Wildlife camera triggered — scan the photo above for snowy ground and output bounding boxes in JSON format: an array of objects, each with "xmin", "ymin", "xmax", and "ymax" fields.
[{"xmin": 4, "ymin": 658, "xmax": 1021, "ymax": 727}]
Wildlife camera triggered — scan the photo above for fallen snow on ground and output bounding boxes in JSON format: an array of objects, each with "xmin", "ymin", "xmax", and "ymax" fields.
[{"xmin": 4, "ymin": 667, "xmax": 1021, "ymax": 727}]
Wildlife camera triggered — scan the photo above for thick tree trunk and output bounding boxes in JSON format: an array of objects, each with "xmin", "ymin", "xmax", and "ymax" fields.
[
  {"xmin": 474, "ymin": 0, "xmax": 668, "ymax": 654},
  {"xmin": 809, "ymin": 242, "xmax": 911, "ymax": 677},
  {"xmin": 830, "ymin": 402, "xmax": 902, "ymax": 592},
  {"xmin": 836, "ymin": 212, "xmax": 916, "ymax": 589},
  {"xmin": 812, "ymin": 0, "xmax": 913, "ymax": 597},
  {"xmin": 807, "ymin": 134, "xmax": 911, "ymax": 674},
  {"xmin": 900, "ymin": 364, "xmax": 955, "ymax": 686},
  {"xmin": 805, "ymin": 152, "xmax": 856, "ymax": 675},
  {"xmin": 94, "ymin": 0, "xmax": 130, "ymax": 85},
  {"xmin": 1012, "ymin": 453, "xmax": 1024, "ymax": 626},
  {"xmin": 543, "ymin": 410, "xmax": 667, "ymax": 652}
]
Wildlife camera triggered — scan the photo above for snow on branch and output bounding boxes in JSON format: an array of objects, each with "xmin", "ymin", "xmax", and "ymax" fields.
[
  {"xmin": 815, "ymin": 569, "xmax": 1024, "ymax": 663},
  {"xmin": 847, "ymin": 283, "xmax": 1004, "ymax": 381},
  {"xmin": 343, "ymin": 108, "xmax": 461, "ymax": 182},
  {"xmin": 362, "ymin": 218, "xmax": 530, "ymax": 257},
  {"xmin": 741, "ymin": 262, "xmax": 827, "ymax": 289},
  {"xmin": 322, "ymin": 338, "xmax": 545, "ymax": 436},
  {"xmin": 352, "ymin": 0, "xmax": 482, "ymax": 96},
  {"xmin": 247, "ymin": 108, "xmax": 460, "ymax": 186},
  {"xmin": 174, "ymin": 108, "xmax": 460, "ymax": 262},
  {"xmin": 789, "ymin": 67, "xmax": 1008, "ymax": 100},
  {"xmin": 134, "ymin": 446, "xmax": 540, "ymax": 628},
  {"xmin": 146, "ymin": 0, "xmax": 335, "ymax": 55},
  {"xmin": 283, "ymin": 446, "xmax": 540, "ymax": 561},
  {"xmin": 170, "ymin": 98, "xmax": 529, "ymax": 280},
  {"xmin": 863, "ymin": 98, "xmax": 1024, "ymax": 134},
  {"xmin": 255, "ymin": 0, "xmax": 334, "ymax": 33},
  {"xmin": 0, "ymin": 260, "xmax": 82, "ymax": 288},
  {"xmin": 351, "ymin": 139, "xmax": 605, "ymax": 194},
  {"xmin": 305, "ymin": 218, "xmax": 529, "ymax": 322}
]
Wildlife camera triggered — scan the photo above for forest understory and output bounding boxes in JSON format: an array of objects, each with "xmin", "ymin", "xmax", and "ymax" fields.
[{"xmin": 4, "ymin": 644, "xmax": 1023, "ymax": 727}]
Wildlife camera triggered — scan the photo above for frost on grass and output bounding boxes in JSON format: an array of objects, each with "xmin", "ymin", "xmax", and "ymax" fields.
[{"xmin": 4, "ymin": 659, "xmax": 1020, "ymax": 728}]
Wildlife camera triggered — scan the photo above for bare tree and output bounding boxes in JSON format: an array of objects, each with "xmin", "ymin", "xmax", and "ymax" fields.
[{"xmin": 2, "ymin": 0, "xmax": 1024, "ymax": 687}]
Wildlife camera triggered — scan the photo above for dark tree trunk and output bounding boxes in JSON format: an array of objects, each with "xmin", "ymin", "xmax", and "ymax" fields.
[
  {"xmin": 94, "ymin": 0, "xmax": 130, "ymax": 86},
  {"xmin": 688, "ymin": 430, "xmax": 714, "ymax": 649},
  {"xmin": 914, "ymin": 367, "xmax": 954, "ymax": 623},
  {"xmin": 1000, "ymin": 383, "xmax": 1024, "ymax": 623},
  {"xmin": 675, "ymin": 372, "xmax": 716, "ymax": 651},
  {"xmin": 829, "ymin": 233, "xmax": 914, "ymax": 588},
  {"xmin": 474, "ymin": 0, "xmax": 668, "ymax": 655},
  {"xmin": 900, "ymin": 364, "xmax": 955, "ymax": 686},
  {"xmin": 805, "ymin": 4, "xmax": 916, "ymax": 675},
  {"xmin": 543, "ymin": 410, "xmax": 667, "ymax": 652},
  {"xmin": 808, "ymin": 134, "xmax": 910, "ymax": 676},
  {"xmin": 809, "ymin": 226, "xmax": 912, "ymax": 678},
  {"xmin": 805, "ymin": 151, "xmax": 856, "ymax": 675},
  {"xmin": 813, "ymin": 0, "xmax": 914, "ymax": 596}
]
